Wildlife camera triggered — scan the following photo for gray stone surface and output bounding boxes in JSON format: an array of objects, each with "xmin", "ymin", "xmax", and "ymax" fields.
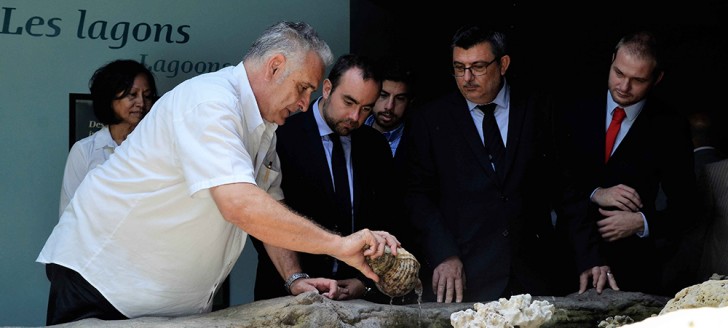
[{"xmin": 34, "ymin": 289, "xmax": 669, "ymax": 328}]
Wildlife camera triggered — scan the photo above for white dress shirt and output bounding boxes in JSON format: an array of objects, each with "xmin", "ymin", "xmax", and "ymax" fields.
[
  {"xmin": 59, "ymin": 125, "xmax": 117, "ymax": 216},
  {"xmin": 38, "ymin": 62, "xmax": 282, "ymax": 318}
]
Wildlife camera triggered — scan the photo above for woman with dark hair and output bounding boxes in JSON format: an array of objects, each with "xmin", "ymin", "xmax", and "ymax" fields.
[{"xmin": 59, "ymin": 59, "xmax": 157, "ymax": 215}]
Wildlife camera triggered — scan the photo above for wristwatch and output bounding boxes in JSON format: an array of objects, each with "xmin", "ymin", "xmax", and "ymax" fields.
[{"xmin": 284, "ymin": 272, "xmax": 310, "ymax": 294}]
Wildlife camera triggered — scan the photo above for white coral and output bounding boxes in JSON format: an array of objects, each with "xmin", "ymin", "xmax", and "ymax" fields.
[
  {"xmin": 660, "ymin": 279, "xmax": 728, "ymax": 315},
  {"xmin": 450, "ymin": 294, "xmax": 554, "ymax": 328}
]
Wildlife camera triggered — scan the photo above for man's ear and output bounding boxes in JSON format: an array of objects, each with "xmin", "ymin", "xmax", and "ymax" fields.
[
  {"xmin": 265, "ymin": 53, "xmax": 286, "ymax": 81},
  {"xmin": 322, "ymin": 79, "xmax": 333, "ymax": 99},
  {"xmin": 498, "ymin": 55, "xmax": 511, "ymax": 75}
]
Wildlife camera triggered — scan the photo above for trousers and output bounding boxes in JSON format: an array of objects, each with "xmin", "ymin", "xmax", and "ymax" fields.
[{"xmin": 45, "ymin": 263, "xmax": 127, "ymax": 325}]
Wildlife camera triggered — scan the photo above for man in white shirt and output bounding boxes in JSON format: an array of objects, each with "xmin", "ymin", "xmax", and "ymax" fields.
[{"xmin": 37, "ymin": 21, "xmax": 400, "ymax": 325}]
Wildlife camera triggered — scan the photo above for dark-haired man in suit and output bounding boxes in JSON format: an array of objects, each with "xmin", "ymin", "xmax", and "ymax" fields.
[
  {"xmin": 365, "ymin": 55, "xmax": 417, "ymax": 246},
  {"xmin": 405, "ymin": 25, "xmax": 610, "ymax": 303},
  {"xmin": 252, "ymin": 54, "xmax": 400, "ymax": 302},
  {"xmin": 556, "ymin": 31, "xmax": 697, "ymax": 296}
]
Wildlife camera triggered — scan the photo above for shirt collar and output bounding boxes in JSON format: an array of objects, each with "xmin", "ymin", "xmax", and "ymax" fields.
[
  {"xmin": 364, "ymin": 114, "xmax": 404, "ymax": 142},
  {"xmin": 606, "ymin": 90, "xmax": 645, "ymax": 122},
  {"xmin": 467, "ymin": 79, "xmax": 509, "ymax": 112},
  {"xmin": 313, "ymin": 97, "xmax": 334, "ymax": 138},
  {"xmin": 364, "ymin": 114, "xmax": 375, "ymax": 127},
  {"xmin": 235, "ymin": 62, "xmax": 275, "ymax": 132},
  {"xmin": 381, "ymin": 123, "xmax": 404, "ymax": 142},
  {"xmin": 91, "ymin": 126, "xmax": 116, "ymax": 151}
]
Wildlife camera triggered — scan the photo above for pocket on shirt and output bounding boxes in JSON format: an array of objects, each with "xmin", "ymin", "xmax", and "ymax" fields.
[{"xmin": 256, "ymin": 166, "xmax": 280, "ymax": 192}]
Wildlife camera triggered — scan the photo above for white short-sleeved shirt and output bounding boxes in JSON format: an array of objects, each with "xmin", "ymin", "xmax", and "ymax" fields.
[
  {"xmin": 59, "ymin": 125, "xmax": 117, "ymax": 216},
  {"xmin": 37, "ymin": 62, "xmax": 283, "ymax": 318}
]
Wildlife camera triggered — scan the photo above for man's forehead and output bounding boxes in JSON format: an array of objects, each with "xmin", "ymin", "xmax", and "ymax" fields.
[{"xmin": 383, "ymin": 80, "xmax": 409, "ymax": 93}]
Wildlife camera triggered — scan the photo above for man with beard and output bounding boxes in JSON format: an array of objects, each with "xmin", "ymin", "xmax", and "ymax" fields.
[
  {"xmin": 363, "ymin": 56, "xmax": 421, "ymax": 303},
  {"xmin": 365, "ymin": 56, "xmax": 416, "ymax": 165},
  {"xmin": 37, "ymin": 22, "xmax": 400, "ymax": 325},
  {"xmin": 556, "ymin": 30, "xmax": 696, "ymax": 296},
  {"xmin": 252, "ymin": 54, "xmax": 400, "ymax": 303}
]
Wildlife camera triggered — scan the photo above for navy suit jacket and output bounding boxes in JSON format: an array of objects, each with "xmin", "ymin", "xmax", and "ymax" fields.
[
  {"xmin": 252, "ymin": 101, "xmax": 397, "ymax": 301},
  {"xmin": 557, "ymin": 89, "xmax": 696, "ymax": 295},
  {"xmin": 405, "ymin": 85, "xmax": 566, "ymax": 302}
]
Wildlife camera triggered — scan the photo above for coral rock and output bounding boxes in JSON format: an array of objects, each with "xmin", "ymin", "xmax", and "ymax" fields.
[{"xmin": 660, "ymin": 279, "xmax": 728, "ymax": 315}]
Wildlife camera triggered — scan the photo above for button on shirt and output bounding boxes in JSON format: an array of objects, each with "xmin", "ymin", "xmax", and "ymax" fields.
[
  {"xmin": 59, "ymin": 125, "xmax": 118, "ymax": 216},
  {"xmin": 37, "ymin": 62, "xmax": 282, "ymax": 318}
]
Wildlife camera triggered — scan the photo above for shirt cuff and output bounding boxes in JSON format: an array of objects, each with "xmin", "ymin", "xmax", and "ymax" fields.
[
  {"xmin": 590, "ymin": 187, "xmax": 600, "ymax": 202},
  {"xmin": 636, "ymin": 212, "xmax": 649, "ymax": 238}
]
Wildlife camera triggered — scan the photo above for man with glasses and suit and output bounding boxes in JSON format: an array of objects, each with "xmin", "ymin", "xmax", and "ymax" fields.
[{"xmin": 405, "ymin": 25, "xmax": 612, "ymax": 303}]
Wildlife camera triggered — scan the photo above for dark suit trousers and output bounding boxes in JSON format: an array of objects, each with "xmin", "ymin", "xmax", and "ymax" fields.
[{"xmin": 45, "ymin": 263, "xmax": 127, "ymax": 325}]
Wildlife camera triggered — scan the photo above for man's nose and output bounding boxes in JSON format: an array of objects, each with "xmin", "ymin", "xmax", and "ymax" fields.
[
  {"xmin": 348, "ymin": 108, "xmax": 361, "ymax": 121},
  {"xmin": 385, "ymin": 97, "xmax": 395, "ymax": 109}
]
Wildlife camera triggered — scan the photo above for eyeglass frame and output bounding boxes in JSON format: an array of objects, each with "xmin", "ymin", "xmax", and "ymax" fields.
[{"xmin": 452, "ymin": 57, "xmax": 500, "ymax": 77}]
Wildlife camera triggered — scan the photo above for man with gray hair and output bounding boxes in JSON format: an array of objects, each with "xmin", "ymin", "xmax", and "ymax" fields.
[{"xmin": 37, "ymin": 21, "xmax": 400, "ymax": 325}]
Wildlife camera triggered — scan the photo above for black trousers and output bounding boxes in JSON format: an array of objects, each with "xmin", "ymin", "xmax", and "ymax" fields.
[
  {"xmin": 45, "ymin": 263, "xmax": 127, "ymax": 325},
  {"xmin": 501, "ymin": 272, "xmax": 527, "ymax": 298}
]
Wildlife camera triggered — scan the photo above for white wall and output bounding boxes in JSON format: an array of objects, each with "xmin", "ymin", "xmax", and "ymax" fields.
[{"xmin": 0, "ymin": 1, "xmax": 349, "ymax": 326}]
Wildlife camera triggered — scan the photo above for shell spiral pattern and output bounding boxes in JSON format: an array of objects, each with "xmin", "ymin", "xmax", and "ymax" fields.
[{"xmin": 365, "ymin": 246, "xmax": 421, "ymax": 298}]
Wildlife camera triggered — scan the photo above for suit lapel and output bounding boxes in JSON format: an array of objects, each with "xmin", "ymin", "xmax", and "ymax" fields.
[
  {"xmin": 350, "ymin": 131, "xmax": 362, "ymax": 222},
  {"xmin": 300, "ymin": 106, "xmax": 338, "ymax": 200},
  {"xmin": 447, "ymin": 95, "xmax": 497, "ymax": 179},
  {"xmin": 610, "ymin": 100, "xmax": 653, "ymax": 163},
  {"xmin": 502, "ymin": 95, "xmax": 526, "ymax": 181}
]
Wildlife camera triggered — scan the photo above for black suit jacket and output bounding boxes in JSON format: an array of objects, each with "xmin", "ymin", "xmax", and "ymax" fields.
[
  {"xmin": 392, "ymin": 125, "xmax": 408, "ymax": 177},
  {"xmin": 389, "ymin": 122, "xmax": 416, "ymax": 248},
  {"xmin": 557, "ymin": 89, "xmax": 696, "ymax": 295},
  {"xmin": 405, "ymin": 85, "xmax": 565, "ymax": 302},
  {"xmin": 252, "ymin": 101, "xmax": 397, "ymax": 301}
]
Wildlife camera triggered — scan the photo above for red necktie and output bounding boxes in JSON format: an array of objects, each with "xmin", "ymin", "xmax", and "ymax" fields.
[{"xmin": 605, "ymin": 107, "xmax": 626, "ymax": 163}]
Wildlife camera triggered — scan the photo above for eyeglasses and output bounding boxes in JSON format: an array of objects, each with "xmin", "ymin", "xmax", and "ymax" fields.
[{"xmin": 452, "ymin": 58, "xmax": 500, "ymax": 77}]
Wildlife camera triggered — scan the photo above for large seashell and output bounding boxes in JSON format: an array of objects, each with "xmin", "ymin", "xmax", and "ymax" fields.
[{"xmin": 365, "ymin": 246, "xmax": 422, "ymax": 298}]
